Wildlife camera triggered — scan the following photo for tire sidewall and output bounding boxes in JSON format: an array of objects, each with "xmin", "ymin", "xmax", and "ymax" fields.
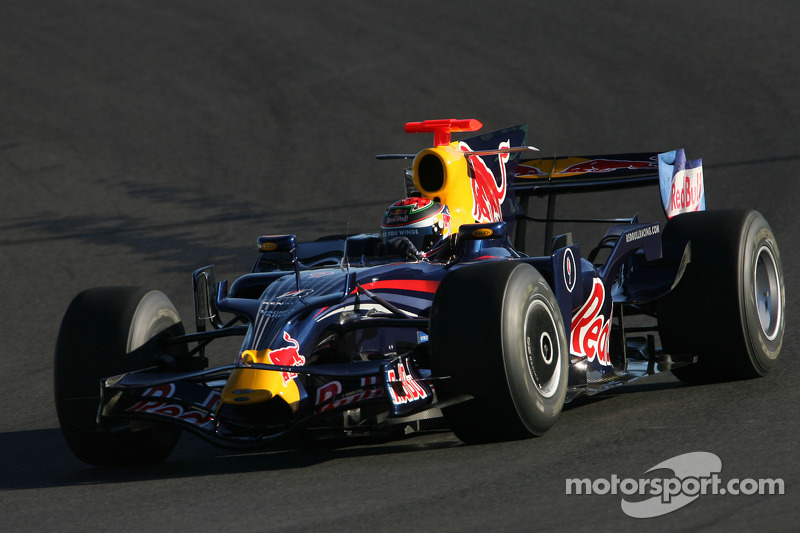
[
  {"xmin": 128, "ymin": 290, "xmax": 182, "ymax": 353},
  {"xmin": 501, "ymin": 265, "xmax": 568, "ymax": 435},
  {"xmin": 660, "ymin": 209, "xmax": 785, "ymax": 382},
  {"xmin": 739, "ymin": 215, "xmax": 784, "ymax": 375}
]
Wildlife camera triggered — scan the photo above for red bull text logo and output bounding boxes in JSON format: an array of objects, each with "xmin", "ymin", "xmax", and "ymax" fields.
[
  {"xmin": 666, "ymin": 167, "xmax": 704, "ymax": 218},
  {"xmin": 314, "ymin": 380, "xmax": 384, "ymax": 413},
  {"xmin": 570, "ymin": 278, "xmax": 612, "ymax": 366},
  {"xmin": 127, "ymin": 384, "xmax": 220, "ymax": 430},
  {"xmin": 386, "ymin": 359, "xmax": 430, "ymax": 405}
]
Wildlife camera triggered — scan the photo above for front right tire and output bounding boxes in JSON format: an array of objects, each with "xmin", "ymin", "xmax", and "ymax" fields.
[
  {"xmin": 54, "ymin": 287, "xmax": 184, "ymax": 466},
  {"xmin": 430, "ymin": 261, "xmax": 568, "ymax": 443}
]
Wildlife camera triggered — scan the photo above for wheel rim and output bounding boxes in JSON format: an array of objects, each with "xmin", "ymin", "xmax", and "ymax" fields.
[
  {"xmin": 754, "ymin": 245, "xmax": 781, "ymax": 341},
  {"xmin": 523, "ymin": 298, "xmax": 562, "ymax": 398}
]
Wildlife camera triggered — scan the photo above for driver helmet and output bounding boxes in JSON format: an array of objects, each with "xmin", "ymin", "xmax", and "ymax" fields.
[{"xmin": 381, "ymin": 197, "xmax": 451, "ymax": 254}]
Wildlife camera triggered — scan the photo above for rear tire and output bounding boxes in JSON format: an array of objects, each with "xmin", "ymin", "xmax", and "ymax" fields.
[
  {"xmin": 657, "ymin": 210, "xmax": 785, "ymax": 382},
  {"xmin": 54, "ymin": 287, "xmax": 184, "ymax": 466},
  {"xmin": 430, "ymin": 262, "xmax": 568, "ymax": 443}
]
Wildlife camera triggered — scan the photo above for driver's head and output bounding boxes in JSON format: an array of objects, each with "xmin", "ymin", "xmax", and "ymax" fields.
[{"xmin": 381, "ymin": 197, "xmax": 451, "ymax": 253}]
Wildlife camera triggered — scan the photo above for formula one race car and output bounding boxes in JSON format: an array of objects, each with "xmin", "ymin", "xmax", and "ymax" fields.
[{"xmin": 54, "ymin": 119, "xmax": 785, "ymax": 465}]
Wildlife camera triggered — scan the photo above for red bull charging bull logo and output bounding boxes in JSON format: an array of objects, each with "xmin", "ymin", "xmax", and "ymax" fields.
[
  {"xmin": 267, "ymin": 331, "xmax": 306, "ymax": 386},
  {"xmin": 223, "ymin": 331, "xmax": 306, "ymax": 407},
  {"xmin": 459, "ymin": 140, "xmax": 510, "ymax": 223}
]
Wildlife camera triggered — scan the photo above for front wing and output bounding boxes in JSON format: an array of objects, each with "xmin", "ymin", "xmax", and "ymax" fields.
[{"xmin": 99, "ymin": 354, "xmax": 435, "ymax": 448}]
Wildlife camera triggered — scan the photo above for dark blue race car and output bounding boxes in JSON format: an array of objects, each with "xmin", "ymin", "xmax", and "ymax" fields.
[{"xmin": 54, "ymin": 119, "xmax": 785, "ymax": 466}]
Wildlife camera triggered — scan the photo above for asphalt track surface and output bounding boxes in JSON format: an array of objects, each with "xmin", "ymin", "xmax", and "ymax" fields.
[{"xmin": 1, "ymin": 1, "xmax": 798, "ymax": 531}]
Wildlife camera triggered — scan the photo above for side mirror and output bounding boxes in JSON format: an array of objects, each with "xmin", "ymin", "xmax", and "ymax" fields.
[{"xmin": 192, "ymin": 266, "xmax": 223, "ymax": 332}]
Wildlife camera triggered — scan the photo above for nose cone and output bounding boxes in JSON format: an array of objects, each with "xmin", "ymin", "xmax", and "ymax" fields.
[{"xmin": 221, "ymin": 348, "xmax": 302, "ymax": 410}]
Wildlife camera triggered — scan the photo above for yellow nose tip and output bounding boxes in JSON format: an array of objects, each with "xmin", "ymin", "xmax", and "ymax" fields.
[
  {"xmin": 241, "ymin": 349, "xmax": 270, "ymax": 365},
  {"xmin": 221, "ymin": 349, "xmax": 301, "ymax": 410}
]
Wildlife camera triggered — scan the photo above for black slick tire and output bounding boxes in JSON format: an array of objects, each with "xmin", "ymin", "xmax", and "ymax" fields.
[
  {"xmin": 54, "ymin": 287, "xmax": 184, "ymax": 466},
  {"xmin": 430, "ymin": 261, "xmax": 568, "ymax": 443},
  {"xmin": 657, "ymin": 210, "xmax": 785, "ymax": 382}
]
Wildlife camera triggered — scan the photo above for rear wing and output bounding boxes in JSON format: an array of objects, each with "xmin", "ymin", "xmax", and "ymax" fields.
[
  {"xmin": 512, "ymin": 151, "xmax": 704, "ymax": 254},
  {"xmin": 514, "ymin": 153, "xmax": 660, "ymax": 195},
  {"xmin": 512, "ymin": 153, "xmax": 660, "ymax": 253}
]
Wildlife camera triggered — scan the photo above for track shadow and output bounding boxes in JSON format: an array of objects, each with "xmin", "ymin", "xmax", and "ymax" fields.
[
  {"xmin": 562, "ymin": 376, "xmax": 689, "ymax": 412},
  {"xmin": 0, "ymin": 200, "xmax": 386, "ymax": 275},
  {"xmin": 0, "ymin": 427, "xmax": 460, "ymax": 491}
]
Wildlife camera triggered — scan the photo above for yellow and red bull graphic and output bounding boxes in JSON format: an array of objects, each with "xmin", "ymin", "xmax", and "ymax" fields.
[
  {"xmin": 406, "ymin": 120, "xmax": 527, "ymax": 233},
  {"xmin": 221, "ymin": 331, "xmax": 306, "ymax": 409},
  {"xmin": 410, "ymin": 145, "xmax": 475, "ymax": 230}
]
